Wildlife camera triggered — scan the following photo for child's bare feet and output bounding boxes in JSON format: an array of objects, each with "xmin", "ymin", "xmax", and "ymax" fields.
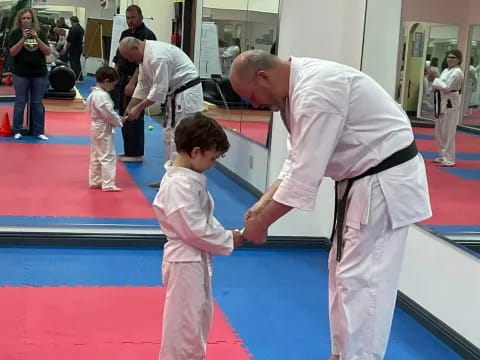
[{"xmin": 102, "ymin": 186, "xmax": 122, "ymax": 192}]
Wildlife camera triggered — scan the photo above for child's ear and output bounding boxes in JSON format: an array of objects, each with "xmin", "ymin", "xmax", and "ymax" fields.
[{"xmin": 190, "ymin": 147, "xmax": 201, "ymax": 158}]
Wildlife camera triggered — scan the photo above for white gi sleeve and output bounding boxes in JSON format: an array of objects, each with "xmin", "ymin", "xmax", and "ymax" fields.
[
  {"xmin": 277, "ymin": 135, "xmax": 293, "ymax": 180},
  {"xmin": 96, "ymin": 100, "xmax": 123, "ymax": 127},
  {"xmin": 132, "ymin": 64, "xmax": 150, "ymax": 100},
  {"xmin": 145, "ymin": 59, "xmax": 170, "ymax": 104},
  {"xmin": 273, "ymin": 104, "xmax": 345, "ymax": 211},
  {"xmin": 166, "ymin": 207, "xmax": 234, "ymax": 256},
  {"xmin": 432, "ymin": 68, "xmax": 464, "ymax": 92},
  {"xmin": 153, "ymin": 179, "xmax": 234, "ymax": 255}
]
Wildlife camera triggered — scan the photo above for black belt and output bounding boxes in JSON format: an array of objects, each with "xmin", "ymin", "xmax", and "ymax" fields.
[
  {"xmin": 433, "ymin": 90, "xmax": 441, "ymax": 119},
  {"xmin": 167, "ymin": 77, "xmax": 201, "ymax": 127},
  {"xmin": 433, "ymin": 89, "xmax": 460, "ymax": 118},
  {"xmin": 330, "ymin": 140, "xmax": 419, "ymax": 261}
]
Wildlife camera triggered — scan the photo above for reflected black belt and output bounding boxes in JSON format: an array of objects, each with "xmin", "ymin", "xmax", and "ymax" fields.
[
  {"xmin": 167, "ymin": 77, "xmax": 201, "ymax": 127},
  {"xmin": 433, "ymin": 89, "xmax": 460, "ymax": 119},
  {"xmin": 433, "ymin": 90, "xmax": 441, "ymax": 119},
  {"xmin": 330, "ymin": 140, "xmax": 418, "ymax": 261}
]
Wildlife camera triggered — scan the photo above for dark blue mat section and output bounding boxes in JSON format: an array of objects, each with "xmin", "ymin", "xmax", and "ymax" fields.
[
  {"xmin": 421, "ymin": 151, "xmax": 480, "ymax": 161},
  {"xmin": 0, "ymin": 246, "xmax": 462, "ymax": 359},
  {"xmin": 426, "ymin": 224, "xmax": 480, "ymax": 233},
  {"xmin": 414, "ymin": 134, "xmax": 435, "ymax": 140},
  {"xmin": 0, "ymin": 215, "xmax": 158, "ymax": 227},
  {"xmin": 0, "ymin": 246, "xmax": 162, "ymax": 286},
  {"xmin": 0, "ymin": 135, "xmax": 90, "ymax": 145},
  {"xmin": 442, "ymin": 168, "xmax": 480, "ymax": 180}
]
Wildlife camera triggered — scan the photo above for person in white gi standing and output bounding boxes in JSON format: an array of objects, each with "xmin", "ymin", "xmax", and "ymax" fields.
[
  {"xmin": 85, "ymin": 66, "xmax": 124, "ymax": 191},
  {"xmin": 229, "ymin": 50, "xmax": 432, "ymax": 360},
  {"xmin": 153, "ymin": 113, "xmax": 243, "ymax": 360},
  {"xmin": 432, "ymin": 49, "xmax": 464, "ymax": 167},
  {"xmin": 118, "ymin": 37, "xmax": 204, "ymax": 163}
]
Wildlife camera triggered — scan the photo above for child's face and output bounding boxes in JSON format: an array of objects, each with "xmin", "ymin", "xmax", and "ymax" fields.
[{"xmin": 190, "ymin": 148, "xmax": 223, "ymax": 172}]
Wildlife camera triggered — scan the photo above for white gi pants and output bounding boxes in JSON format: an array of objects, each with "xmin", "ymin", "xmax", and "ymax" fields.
[
  {"xmin": 159, "ymin": 254, "xmax": 213, "ymax": 360},
  {"xmin": 329, "ymin": 177, "xmax": 409, "ymax": 360},
  {"xmin": 164, "ymin": 96, "xmax": 197, "ymax": 161},
  {"xmin": 89, "ymin": 127, "xmax": 117, "ymax": 190},
  {"xmin": 434, "ymin": 107, "xmax": 459, "ymax": 165}
]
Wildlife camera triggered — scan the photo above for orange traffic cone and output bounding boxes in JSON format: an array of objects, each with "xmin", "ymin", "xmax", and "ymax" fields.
[
  {"xmin": 0, "ymin": 113, "xmax": 13, "ymax": 136},
  {"xmin": 5, "ymin": 73, "xmax": 12, "ymax": 86}
]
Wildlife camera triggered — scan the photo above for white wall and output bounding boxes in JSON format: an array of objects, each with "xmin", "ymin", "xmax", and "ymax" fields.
[
  {"xmin": 133, "ymin": 0, "xmax": 172, "ymax": 42},
  {"xmin": 218, "ymin": 129, "xmax": 269, "ymax": 193},
  {"xmin": 46, "ymin": 0, "xmax": 116, "ymax": 24},
  {"xmin": 204, "ymin": 0, "xmax": 279, "ymax": 13},
  {"xmin": 361, "ymin": 0, "xmax": 403, "ymax": 97},
  {"xmin": 400, "ymin": 226, "xmax": 480, "ymax": 347}
]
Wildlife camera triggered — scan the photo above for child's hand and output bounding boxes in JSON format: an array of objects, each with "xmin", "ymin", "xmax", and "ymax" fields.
[{"xmin": 232, "ymin": 230, "xmax": 243, "ymax": 249}]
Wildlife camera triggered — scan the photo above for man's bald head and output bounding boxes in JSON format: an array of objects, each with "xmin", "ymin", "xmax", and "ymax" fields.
[
  {"xmin": 230, "ymin": 49, "xmax": 280, "ymax": 84},
  {"xmin": 230, "ymin": 50, "xmax": 289, "ymax": 112},
  {"xmin": 119, "ymin": 37, "xmax": 140, "ymax": 52},
  {"xmin": 119, "ymin": 37, "xmax": 144, "ymax": 64}
]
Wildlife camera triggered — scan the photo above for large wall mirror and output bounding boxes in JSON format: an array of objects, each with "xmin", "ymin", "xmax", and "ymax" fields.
[
  {"xmin": 462, "ymin": 25, "xmax": 480, "ymax": 129},
  {"xmin": 400, "ymin": 0, "xmax": 480, "ymax": 255},
  {"xmin": 199, "ymin": 0, "xmax": 279, "ymax": 147}
]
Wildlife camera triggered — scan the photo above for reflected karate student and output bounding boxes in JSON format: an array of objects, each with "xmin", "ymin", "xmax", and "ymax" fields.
[
  {"xmin": 85, "ymin": 66, "xmax": 124, "ymax": 191},
  {"xmin": 432, "ymin": 49, "xmax": 464, "ymax": 167}
]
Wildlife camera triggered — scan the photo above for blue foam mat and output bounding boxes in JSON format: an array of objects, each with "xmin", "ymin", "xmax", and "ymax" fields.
[{"xmin": 0, "ymin": 246, "xmax": 463, "ymax": 359}]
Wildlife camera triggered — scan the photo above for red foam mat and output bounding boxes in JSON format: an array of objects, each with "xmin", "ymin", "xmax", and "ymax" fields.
[
  {"xmin": 414, "ymin": 127, "xmax": 480, "ymax": 225},
  {"xmin": 0, "ymin": 105, "xmax": 91, "ymax": 137},
  {"xmin": 0, "ymin": 143, "xmax": 155, "ymax": 218},
  {"xmin": 0, "ymin": 286, "xmax": 251, "ymax": 360}
]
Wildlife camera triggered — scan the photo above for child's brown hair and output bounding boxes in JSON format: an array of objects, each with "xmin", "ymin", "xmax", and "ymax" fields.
[
  {"xmin": 95, "ymin": 66, "xmax": 118, "ymax": 83},
  {"xmin": 175, "ymin": 113, "xmax": 230, "ymax": 154}
]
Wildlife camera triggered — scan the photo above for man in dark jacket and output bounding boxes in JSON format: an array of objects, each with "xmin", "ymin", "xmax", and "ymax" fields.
[
  {"xmin": 61, "ymin": 16, "xmax": 84, "ymax": 82},
  {"xmin": 113, "ymin": 5, "xmax": 156, "ymax": 162}
]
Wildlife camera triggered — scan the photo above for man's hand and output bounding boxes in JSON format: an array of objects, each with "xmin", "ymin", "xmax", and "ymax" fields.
[
  {"xmin": 244, "ymin": 198, "xmax": 271, "ymax": 223},
  {"xmin": 242, "ymin": 216, "xmax": 268, "ymax": 244},
  {"xmin": 125, "ymin": 105, "xmax": 141, "ymax": 121},
  {"xmin": 242, "ymin": 225, "xmax": 268, "ymax": 244}
]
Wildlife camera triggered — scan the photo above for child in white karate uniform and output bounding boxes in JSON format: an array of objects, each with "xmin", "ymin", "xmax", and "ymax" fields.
[
  {"xmin": 85, "ymin": 66, "xmax": 124, "ymax": 191},
  {"xmin": 152, "ymin": 113, "xmax": 243, "ymax": 360}
]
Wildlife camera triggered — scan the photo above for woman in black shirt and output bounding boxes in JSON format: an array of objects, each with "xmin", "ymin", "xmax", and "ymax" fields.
[{"xmin": 8, "ymin": 8, "xmax": 51, "ymax": 140}]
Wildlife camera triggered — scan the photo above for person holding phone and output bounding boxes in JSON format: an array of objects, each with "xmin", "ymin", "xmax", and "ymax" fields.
[{"xmin": 7, "ymin": 8, "xmax": 51, "ymax": 140}]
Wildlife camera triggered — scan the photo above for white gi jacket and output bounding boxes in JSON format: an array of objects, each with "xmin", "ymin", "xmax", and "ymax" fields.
[
  {"xmin": 153, "ymin": 162, "xmax": 234, "ymax": 262},
  {"xmin": 133, "ymin": 40, "xmax": 203, "ymax": 114},
  {"xmin": 85, "ymin": 87, "xmax": 123, "ymax": 132},
  {"xmin": 432, "ymin": 66, "xmax": 464, "ymax": 114},
  {"xmin": 275, "ymin": 57, "xmax": 431, "ymax": 229}
]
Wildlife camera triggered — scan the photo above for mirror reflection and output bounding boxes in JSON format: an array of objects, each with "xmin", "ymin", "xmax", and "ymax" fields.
[
  {"xmin": 462, "ymin": 25, "xmax": 480, "ymax": 128},
  {"xmin": 199, "ymin": 0, "xmax": 279, "ymax": 146},
  {"xmin": 401, "ymin": 0, "xmax": 480, "ymax": 252}
]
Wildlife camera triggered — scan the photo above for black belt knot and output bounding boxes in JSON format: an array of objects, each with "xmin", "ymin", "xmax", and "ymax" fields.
[
  {"xmin": 166, "ymin": 77, "xmax": 201, "ymax": 127},
  {"xmin": 330, "ymin": 140, "xmax": 418, "ymax": 261}
]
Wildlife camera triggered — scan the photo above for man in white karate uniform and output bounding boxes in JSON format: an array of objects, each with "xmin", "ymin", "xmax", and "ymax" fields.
[
  {"xmin": 230, "ymin": 50, "xmax": 432, "ymax": 360},
  {"xmin": 119, "ymin": 37, "xmax": 204, "ymax": 163}
]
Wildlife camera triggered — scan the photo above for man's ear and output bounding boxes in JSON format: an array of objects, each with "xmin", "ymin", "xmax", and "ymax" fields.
[{"xmin": 257, "ymin": 70, "xmax": 269, "ymax": 81}]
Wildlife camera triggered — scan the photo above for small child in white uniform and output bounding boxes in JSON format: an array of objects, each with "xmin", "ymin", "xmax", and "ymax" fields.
[
  {"xmin": 152, "ymin": 113, "xmax": 243, "ymax": 360},
  {"xmin": 85, "ymin": 66, "xmax": 124, "ymax": 191}
]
